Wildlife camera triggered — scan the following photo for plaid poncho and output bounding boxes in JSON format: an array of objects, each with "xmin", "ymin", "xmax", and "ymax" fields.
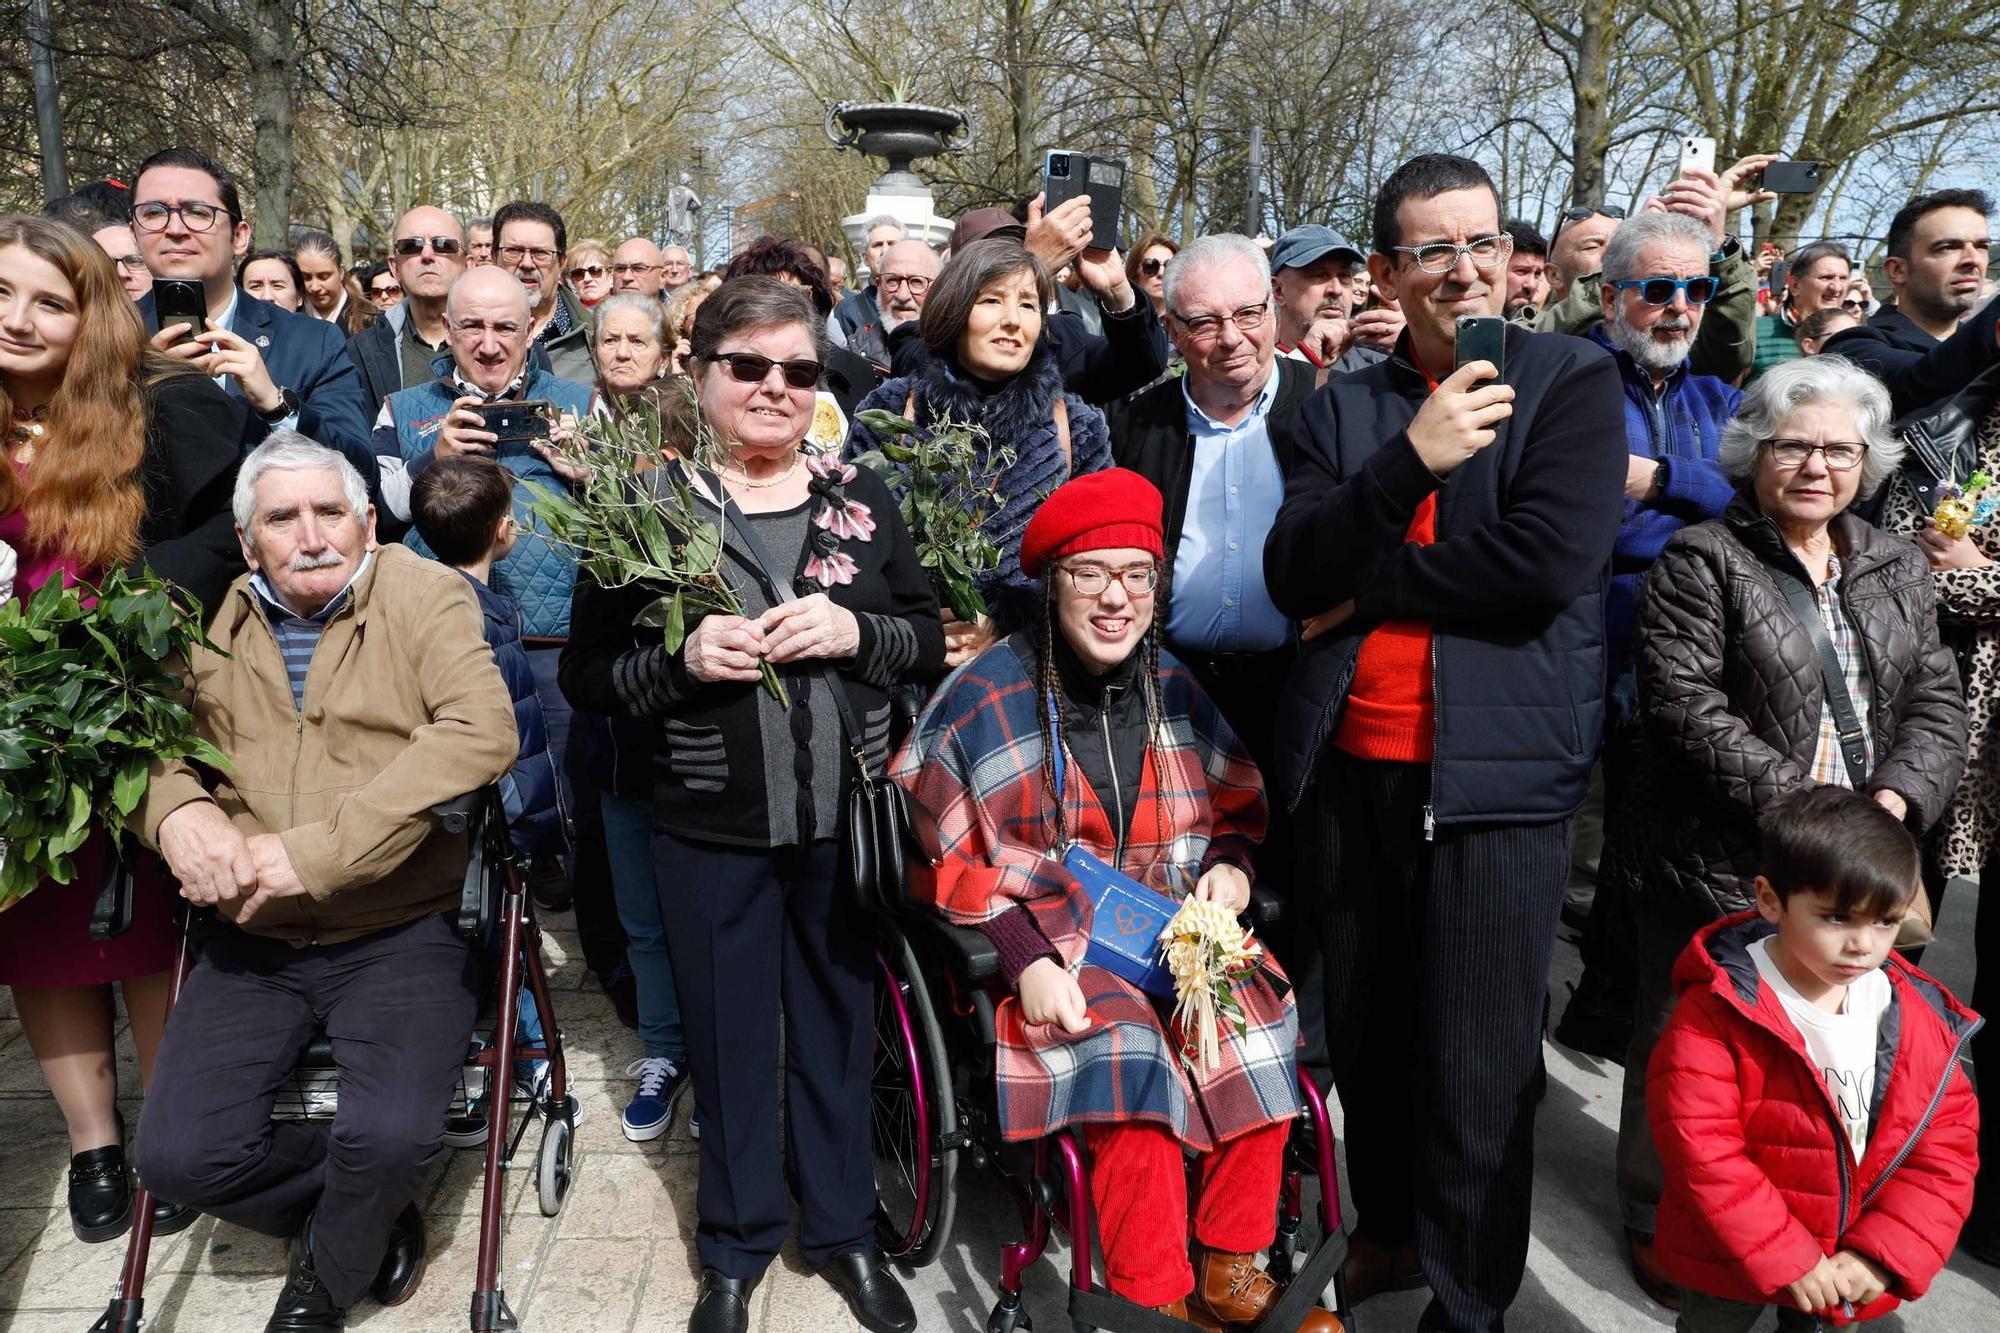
[{"xmin": 891, "ymin": 634, "xmax": 1299, "ymax": 1150}]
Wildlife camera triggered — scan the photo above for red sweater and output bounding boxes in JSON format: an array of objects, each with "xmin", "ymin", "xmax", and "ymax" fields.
[
  {"xmin": 1647, "ymin": 913, "xmax": 1981, "ymax": 1322},
  {"xmin": 1334, "ymin": 354, "xmax": 1439, "ymax": 761}
]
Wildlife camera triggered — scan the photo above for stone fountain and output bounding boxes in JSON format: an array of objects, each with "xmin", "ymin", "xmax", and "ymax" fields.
[{"xmin": 825, "ymin": 100, "xmax": 968, "ymax": 261}]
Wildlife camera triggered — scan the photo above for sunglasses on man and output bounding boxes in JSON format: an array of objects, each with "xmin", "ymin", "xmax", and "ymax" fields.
[
  {"xmin": 1550, "ymin": 204, "xmax": 1627, "ymax": 246},
  {"xmin": 392, "ymin": 235, "xmax": 464, "ymax": 258},
  {"xmin": 1611, "ymin": 275, "xmax": 1719, "ymax": 306}
]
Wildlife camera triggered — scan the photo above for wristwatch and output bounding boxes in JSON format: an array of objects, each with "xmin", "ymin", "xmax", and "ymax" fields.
[
  {"xmin": 259, "ymin": 385, "xmax": 300, "ymax": 423},
  {"xmin": 1652, "ymin": 458, "xmax": 1669, "ymax": 498}
]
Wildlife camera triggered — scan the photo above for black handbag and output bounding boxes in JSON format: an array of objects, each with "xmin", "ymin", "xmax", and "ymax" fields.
[{"xmin": 708, "ymin": 477, "xmax": 935, "ymax": 916}]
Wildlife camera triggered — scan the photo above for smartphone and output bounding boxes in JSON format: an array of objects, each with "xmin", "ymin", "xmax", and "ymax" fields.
[
  {"xmin": 1043, "ymin": 150, "xmax": 1125, "ymax": 252},
  {"xmin": 1677, "ymin": 135, "xmax": 1716, "ymax": 177},
  {"xmin": 471, "ymin": 399, "xmax": 553, "ymax": 445},
  {"xmin": 1762, "ymin": 160, "xmax": 1823, "ymax": 194},
  {"xmin": 1454, "ymin": 315, "xmax": 1507, "ymax": 379},
  {"xmin": 153, "ymin": 279, "xmax": 207, "ymax": 346}
]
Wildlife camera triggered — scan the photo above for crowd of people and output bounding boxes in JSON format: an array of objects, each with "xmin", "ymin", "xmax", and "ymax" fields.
[{"xmin": 2, "ymin": 139, "xmax": 1996, "ymax": 1333}]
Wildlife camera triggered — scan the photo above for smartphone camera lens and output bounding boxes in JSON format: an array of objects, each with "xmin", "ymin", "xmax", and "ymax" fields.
[{"xmin": 1049, "ymin": 157, "xmax": 1070, "ymax": 179}]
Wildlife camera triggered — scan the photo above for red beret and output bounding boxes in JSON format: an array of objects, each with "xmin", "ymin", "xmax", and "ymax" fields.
[{"xmin": 1019, "ymin": 468, "xmax": 1165, "ymax": 578}]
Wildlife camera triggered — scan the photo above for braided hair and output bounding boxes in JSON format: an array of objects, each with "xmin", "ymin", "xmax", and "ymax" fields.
[{"xmin": 1033, "ymin": 558, "xmax": 1176, "ymax": 880}]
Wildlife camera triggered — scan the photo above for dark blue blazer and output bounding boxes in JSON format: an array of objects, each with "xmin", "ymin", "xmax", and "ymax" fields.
[{"xmin": 139, "ymin": 288, "xmax": 378, "ymax": 491}]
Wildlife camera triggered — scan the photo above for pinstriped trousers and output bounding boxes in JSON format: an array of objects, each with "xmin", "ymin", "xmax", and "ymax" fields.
[{"xmin": 1311, "ymin": 753, "xmax": 1571, "ymax": 1333}]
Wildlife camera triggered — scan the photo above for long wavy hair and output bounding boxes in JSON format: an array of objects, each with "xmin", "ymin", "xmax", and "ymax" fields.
[{"xmin": 0, "ymin": 215, "xmax": 156, "ymax": 569}]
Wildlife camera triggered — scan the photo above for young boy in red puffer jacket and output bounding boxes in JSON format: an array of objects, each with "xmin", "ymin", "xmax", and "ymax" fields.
[{"xmin": 1648, "ymin": 785, "xmax": 1981, "ymax": 1331}]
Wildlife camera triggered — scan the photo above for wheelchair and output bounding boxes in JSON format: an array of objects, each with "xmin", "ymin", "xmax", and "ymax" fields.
[
  {"xmin": 861, "ymin": 854, "xmax": 1355, "ymax": 1333},
  {"xmin": 87, "ymin": 787, "xmax": 575, "ymax": 1333}
]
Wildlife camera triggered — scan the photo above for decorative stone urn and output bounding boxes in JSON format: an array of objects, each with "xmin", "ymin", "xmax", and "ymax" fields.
[{"xmin": 825, "ymin": 100, "xmax": 969, "ymax": 255}]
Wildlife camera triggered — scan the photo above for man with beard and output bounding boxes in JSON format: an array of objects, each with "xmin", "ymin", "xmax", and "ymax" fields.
[
  {"xmin": 849, "ymin": 237, "xmax": 939, "ymax": 371},
  {"xmin": 1551, "ymin": 213, "xmax": 1739, "ymax": 1211},
  {"xmin": 1269, "ymin": 224, "xmax": 1400, "ymax": 376}
]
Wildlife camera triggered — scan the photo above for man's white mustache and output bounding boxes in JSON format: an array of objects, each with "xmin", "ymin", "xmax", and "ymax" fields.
[{"xmin": 289, "ymin": 551, "xmax": 345, "ymax": 572}]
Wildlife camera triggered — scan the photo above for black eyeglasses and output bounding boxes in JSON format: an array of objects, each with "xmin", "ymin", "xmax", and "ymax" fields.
[
  {"xmin": 392, "ymin": 235, "xmax": 464, "ymax": 258},
  {"xmin": 1612, "ymin": 275, "xmax": 1720, "ymax": 306},
  {"xmin": 1060, "ymin": 562, "xmax": 1160, "ymax": 597},
  {"xmin": 1550, "ymin": 204, "xmax": 1627, "ymax": 245},
  {"xmin": 704, "ymin": 351, "xmax": 822, "ymax": 390},
  {"xmin": 1761, "ymin": 438, "xmax": 1867, "ymax": 471},
  {"xmin": 130, "ymin": 200, "xmax": 231, "ymax": 233}
]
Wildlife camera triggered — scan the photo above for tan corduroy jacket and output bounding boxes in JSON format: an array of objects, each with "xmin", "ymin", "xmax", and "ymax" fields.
[{"xmin": 136, "ymin": 543, "xmax": 518, "ymax": 946}]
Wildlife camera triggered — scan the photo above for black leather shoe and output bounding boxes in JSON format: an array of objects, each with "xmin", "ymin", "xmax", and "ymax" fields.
[
  {"xmin": 370, "ymin": 1202, "xmax": 425, "ymax": 1307},
  {"xmin": 265, "ymin": 1229, "xmax": 346, "ymax": 1332},
  {"xmin": 69, "ymin": 1145, "xmax": 134, "ymax": 1242},
  {"xmin": 818, "ymin": 1248, "xmax": 917, "ymax": 1333},
  {"xmin": 688, "ymin": 1268, "xmax": 755, "ymax": 1333},
  {"xmin": 152, "ymin": 1199, "xmax": 200, "ymax": 1237}
]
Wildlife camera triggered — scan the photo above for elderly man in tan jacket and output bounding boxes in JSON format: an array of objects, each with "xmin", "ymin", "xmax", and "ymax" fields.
[{"xmin": 131, "ymin": 432, "xmax": 516, "ymax": 1333}]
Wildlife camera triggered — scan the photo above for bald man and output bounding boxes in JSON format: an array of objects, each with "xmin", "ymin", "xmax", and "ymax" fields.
[
  {"xmin": 347, "ymin": 205, "xmax": 469, "ymax": 408},
  {"xmin": 850, "ymin": 238, "xmax": 940, "ymax": 369},
  {"xmin": 612, "ymin": 237, "xmax": 667, "ymax": 296}
]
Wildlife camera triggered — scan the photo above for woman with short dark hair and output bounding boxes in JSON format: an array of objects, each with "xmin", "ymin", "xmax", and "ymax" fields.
[
  {"xmin": 559, "ymin": 276, "xmax": 943, "ymax": 1333},
  {"xmin": 847, "ymin": 236, "xmax": 1113, "ymax": 661}
]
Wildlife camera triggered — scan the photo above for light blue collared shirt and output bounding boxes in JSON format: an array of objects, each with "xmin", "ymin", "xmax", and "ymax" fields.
[{"xmin": 1166, "ymin": 369, "xmax": 1290, "ymax": 653}]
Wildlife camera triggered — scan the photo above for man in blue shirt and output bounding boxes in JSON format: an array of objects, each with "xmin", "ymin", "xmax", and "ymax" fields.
[
  {"xmin": 128, "ymin": 147, "xmax": 376, "ymax": 488},
  {"xmin": 1107, "ymin": 232, "xmax": 1323, "ymax": 1062}
]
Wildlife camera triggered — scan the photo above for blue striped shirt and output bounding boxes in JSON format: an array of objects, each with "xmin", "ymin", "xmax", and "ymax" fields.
[{"xmin": 249, "ymin": 554, "xmax": 371, "ymax": 708}]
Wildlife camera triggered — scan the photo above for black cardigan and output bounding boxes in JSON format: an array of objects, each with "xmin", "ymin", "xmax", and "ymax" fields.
[
  {"xmin": 559, "ymin": 461, "xmax": 945, "ymax": 847},
  {"xmin": 137, "ymin": 371, "xmax": 252, "ymax": 618}
]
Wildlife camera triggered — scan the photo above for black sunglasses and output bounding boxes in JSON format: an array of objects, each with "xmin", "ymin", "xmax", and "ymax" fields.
[
  {"xmin": 1551, "ymin": 204, "xmax": 1627, "ymax": 245},
  {"xmin": 391, "ymin": 235, "xmax": 464, "ymax": 257},
  {"xmin": 704, "ymin": 351, "xmax": 822, "ymax": 390},
  {"xmin": 1140, "ymin": 257, "xmax": 1168, "ymax": 275}
]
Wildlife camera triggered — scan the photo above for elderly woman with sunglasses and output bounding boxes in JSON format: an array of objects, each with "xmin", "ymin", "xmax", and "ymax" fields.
[
  {"xmin": 563, "ymin": 237, "xmax": 614, "ymax": 308},
  {"xmin": 1615, "ymin": 355, "xmax": 1965, "ymax": 1299},
  {"xmin": 560, "ymin": 276, "xmax": 943, "ymax": 1333}
]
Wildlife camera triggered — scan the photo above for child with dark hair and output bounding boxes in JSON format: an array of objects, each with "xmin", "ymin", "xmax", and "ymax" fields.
[
  {"xmin": 410, "ymin": 456, "xmax": 558, "ymax": 857},
  {"xmin": 1648, "ymin": 785, "xmax": 1981, "ymax": 1331}
]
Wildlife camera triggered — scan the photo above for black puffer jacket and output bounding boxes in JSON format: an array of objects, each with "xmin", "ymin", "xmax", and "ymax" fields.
[{"xmin": 1632, "ymin": 496, "xmax": 1966, "ymax": 919}]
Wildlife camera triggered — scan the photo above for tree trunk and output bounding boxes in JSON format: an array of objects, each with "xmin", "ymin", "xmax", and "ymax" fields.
[
  {"xmin": 247, "ymin": 0, "xmax": 297, "ymax": 249},
  {"xmin": 1569, "ymin": 0, "xmax": 1614, "ymax": 205},
  {"xmin": 1005, "ymin": 0, "xmax": 1039, "ymax": 192}
]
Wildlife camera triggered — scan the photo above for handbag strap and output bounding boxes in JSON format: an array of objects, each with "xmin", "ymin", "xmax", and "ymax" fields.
[
  {"xmin": 703, "ymin": 467, "xmax": 872, "ymax": 773},
  {"xmin": 1757, "ymin": 550, "xmax": 1872, "ymax": 789}
]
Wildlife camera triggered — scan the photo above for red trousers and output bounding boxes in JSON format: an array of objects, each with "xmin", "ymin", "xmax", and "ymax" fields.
[{"xmin": 1081, "ymin": 1119, "xmax": 1288, "ymax": 1308}]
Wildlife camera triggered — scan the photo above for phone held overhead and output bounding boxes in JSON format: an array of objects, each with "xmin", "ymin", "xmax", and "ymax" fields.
[{"xmin": 1042, "ymin": 150, "xmax": 1126, "ymax": 252}]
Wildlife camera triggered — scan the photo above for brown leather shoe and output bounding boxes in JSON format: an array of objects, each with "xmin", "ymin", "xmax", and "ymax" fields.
[
  {"xmin": 1186, "ymin": 1247, "xmax": 1344, "ymax": 1331},
  {"xmin": 1153, "ymin": 1298, "xmax": 1191, "ymax": 1318},
  {"xmin": 1626, "ymin": 1229, "xmax": 1682, "ymax": 1311},
  {"xmin": 1340, "ymin": 1234, "xmax": 1423, "ymax": 1306}
]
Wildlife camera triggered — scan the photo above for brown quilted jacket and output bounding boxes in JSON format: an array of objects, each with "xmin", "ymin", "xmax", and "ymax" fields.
[{"xmin": 1632, "ymin": 496, "xmax": 1966, "ymax": 919}]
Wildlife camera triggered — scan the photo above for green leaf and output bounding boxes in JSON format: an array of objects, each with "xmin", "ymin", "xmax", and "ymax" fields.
[
  {"xmin": 662, "ymin": 591, "xmax": 687, "ymax": 653},
  {"xmin": 111, "ymin": 756, "xmax": 149, "ymax": 817}
]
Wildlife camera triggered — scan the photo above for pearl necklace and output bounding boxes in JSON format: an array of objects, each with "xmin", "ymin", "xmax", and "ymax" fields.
[{"xmin": 719, "ymin": 449, "xmax": 802, "ymax": 490}]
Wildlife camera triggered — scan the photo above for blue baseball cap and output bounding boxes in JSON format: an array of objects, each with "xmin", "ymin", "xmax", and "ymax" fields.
[{"xmin": 1269, "ymin": 225, "xmax": 1365, "ymax": 273}]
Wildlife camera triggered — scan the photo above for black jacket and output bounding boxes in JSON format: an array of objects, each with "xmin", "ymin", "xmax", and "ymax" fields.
[
  {"xmin": 1632, "ymin": 500, "xmax": 1965, "ymax": 919},
  {"xmin": 1867, "ymin": 303, "xmax": 1942, "ymax": 352},
  {"xmin": 1262, "ymin": 325, "xmax": 1626, "ymax": 823},
  {"xmin": 1823, "ymin": 292, "xmax": 2000, "ymax": 416},
  {"xmin": 887, "ymin": 296, "xmax": 1171, "ymax": 406},
  {"xmin": 139, "ymin": 372, "xmax": 252, "ymax": 618}
]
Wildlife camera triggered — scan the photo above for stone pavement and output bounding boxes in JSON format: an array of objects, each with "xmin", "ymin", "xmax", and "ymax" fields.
[{"xmin": 3, "ymin": 890, "xmax": 1997, "ymax": 1332}]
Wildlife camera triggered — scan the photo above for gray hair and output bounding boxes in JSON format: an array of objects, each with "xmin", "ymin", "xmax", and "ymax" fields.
[
  {"xmin": 1717, "ymin": 355, "xmax": 1903, "ymax": 499},
  {"xmin": 1162, "ymin": 233, "xmax": 1272, "ymax": 316},
  {"xmin": 593, "ymin": 290, "xmax": 668, "ymax": 344},
  {"xmin": 1601, "ymin": 212, "xmax": 1712, "ymax": 285},
  {"xmin": 864, "ymin": 216, "xmax": 905, "ymax": 240},
  {"xmin": 232, "ymin": 432, "xmax": 371, "ymax": 531}
]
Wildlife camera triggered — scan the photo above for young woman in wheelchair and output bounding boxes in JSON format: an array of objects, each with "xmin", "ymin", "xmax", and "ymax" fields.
[{"xmin": 892, "ymin": 469, "xmax": 1340, "ymax": 1331}]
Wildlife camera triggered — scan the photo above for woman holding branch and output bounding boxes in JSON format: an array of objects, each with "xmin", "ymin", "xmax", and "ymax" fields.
[{"xmin": 557, "ymin": 277, "xmax": 943, "ymax": 1333}]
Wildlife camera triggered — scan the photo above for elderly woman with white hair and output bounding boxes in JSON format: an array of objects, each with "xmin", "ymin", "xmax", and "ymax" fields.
[{"xmin": 1613, "ymin": 354, "xmax": 1967, "ymax": 1289}]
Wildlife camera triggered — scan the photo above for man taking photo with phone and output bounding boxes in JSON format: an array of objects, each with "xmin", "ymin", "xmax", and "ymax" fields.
[
  {"xmin": 129, "ymin": 146, "xmax": 376, "ymax": 486},
  {"xmin": 1264, "ymin": 153, "xmax": 1625, "ymax": 1333}
]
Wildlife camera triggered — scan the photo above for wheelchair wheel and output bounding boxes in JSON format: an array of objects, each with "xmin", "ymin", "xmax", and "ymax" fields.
[
  {"xmin": 537, "ymin": 1115, "xmax": 573, "ymax": 1216},
  {"xmin": 871, "ymin": 923, "xmax": 958, "ymax": 1266}
]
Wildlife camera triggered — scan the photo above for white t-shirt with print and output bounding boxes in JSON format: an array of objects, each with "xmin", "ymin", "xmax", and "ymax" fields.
[{"xmin": 1751, "ymin": 937, "xmax": 1892, "ymax": 1162}]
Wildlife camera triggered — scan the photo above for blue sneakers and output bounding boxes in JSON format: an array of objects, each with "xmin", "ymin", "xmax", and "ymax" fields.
[{"xmin": 622, "ymin": 1056, "xmax": 690, "ymax": 1142}]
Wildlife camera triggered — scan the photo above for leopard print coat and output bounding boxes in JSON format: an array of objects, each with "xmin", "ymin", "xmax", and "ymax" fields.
[{"xmin": 1881, "ymin": 406, "xmax": 2000, "ymax": 878}]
